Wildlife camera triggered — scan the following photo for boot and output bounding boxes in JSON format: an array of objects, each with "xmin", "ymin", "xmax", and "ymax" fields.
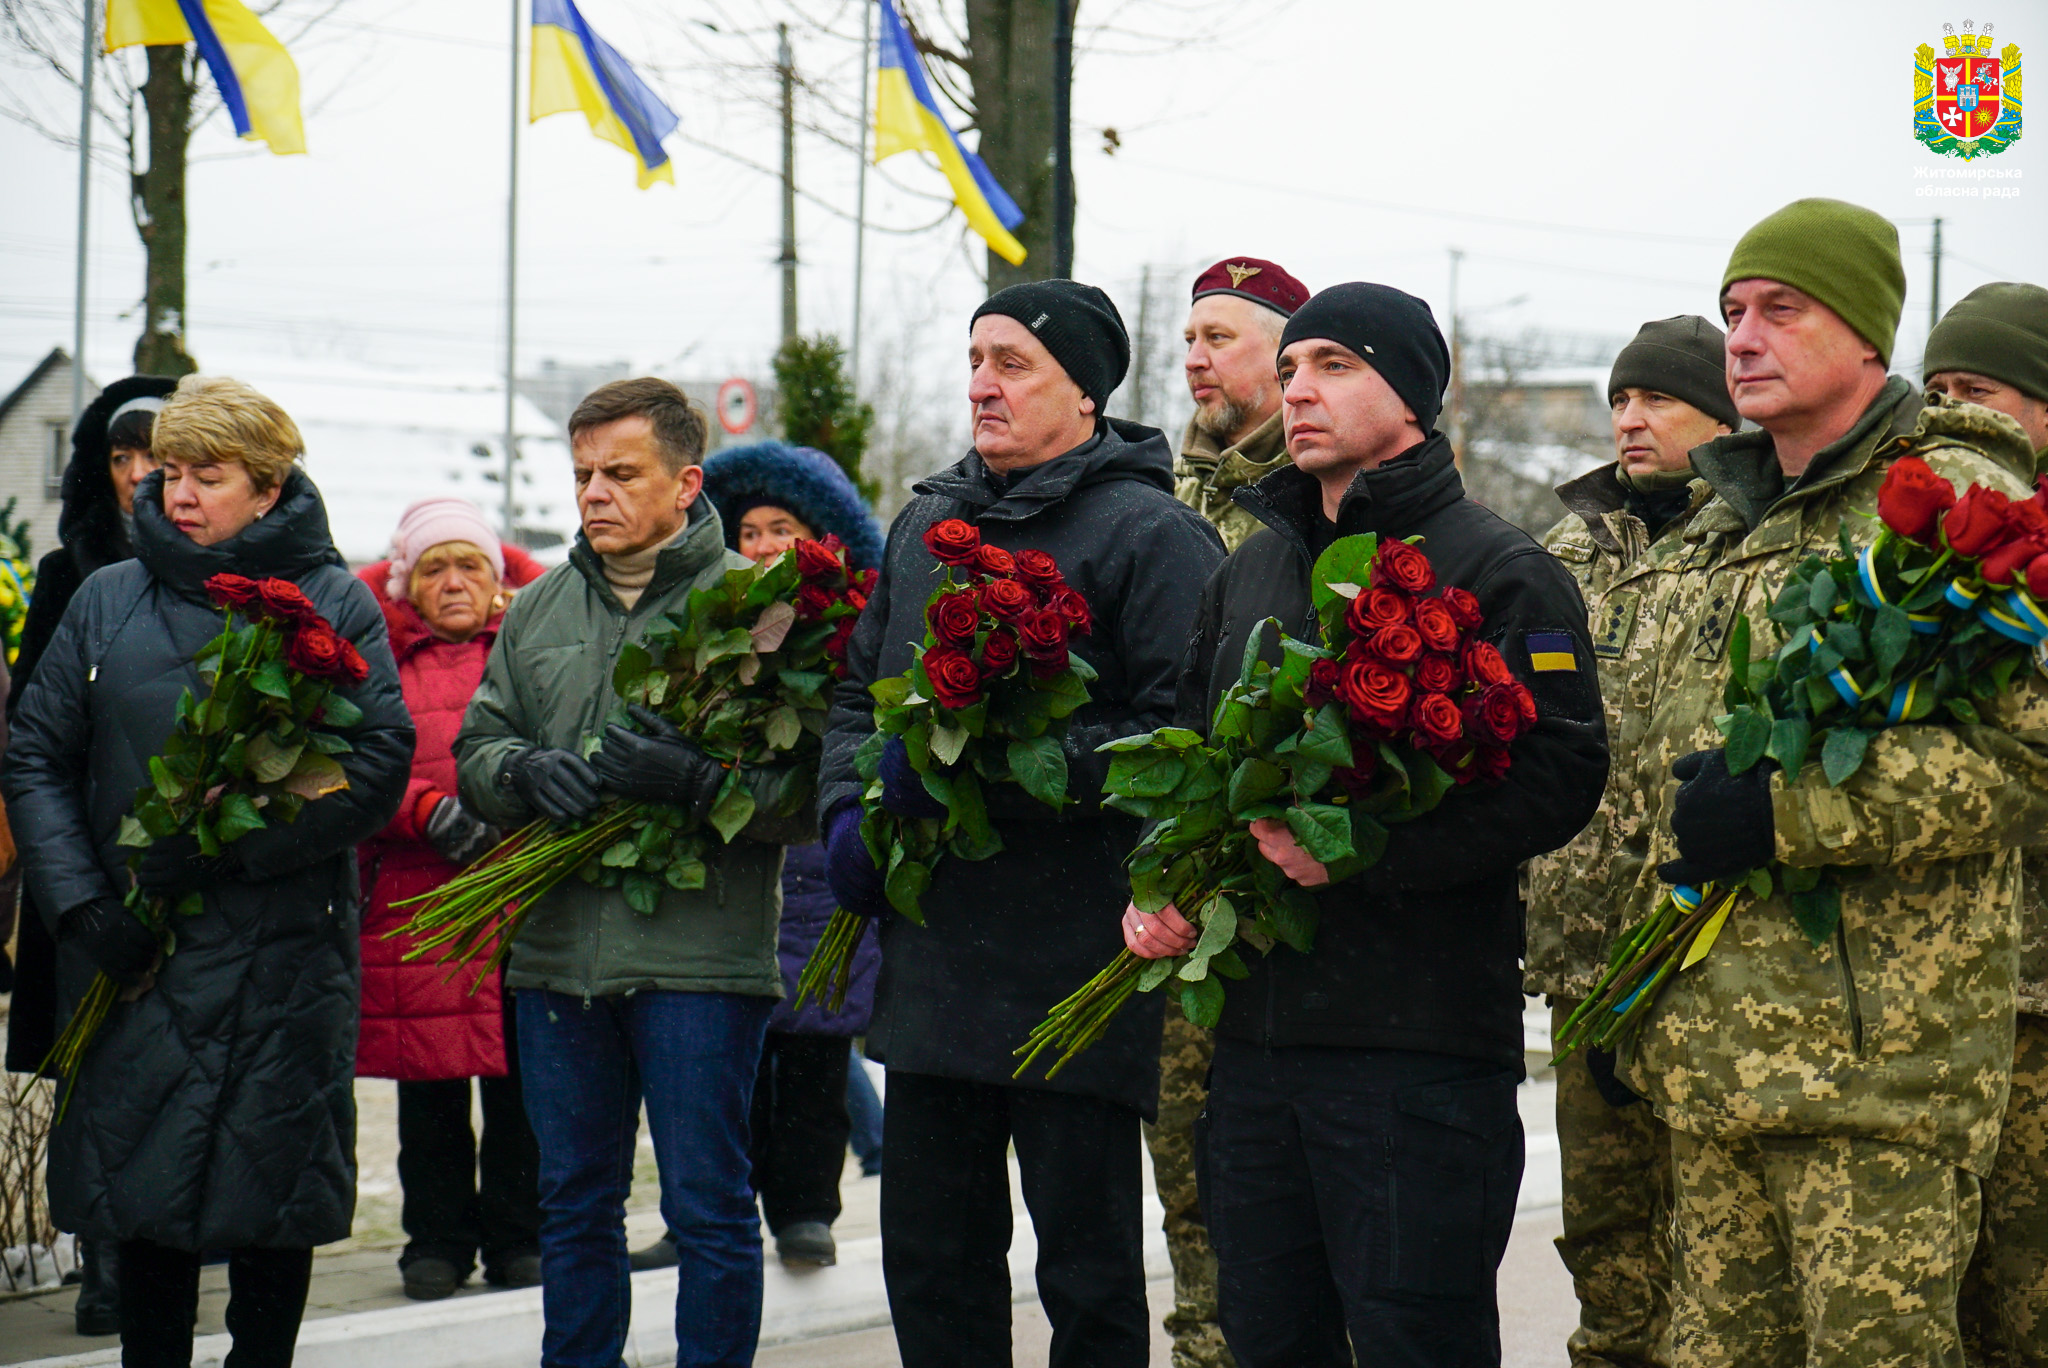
[{"xmin": 73, "ymin": 1237, "xmax": 121, "ymax": 1336}]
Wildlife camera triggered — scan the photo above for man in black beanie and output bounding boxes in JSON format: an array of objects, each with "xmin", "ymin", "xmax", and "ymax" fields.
[
  {"xmin": 819, "ymin": 280, "xmax": 1223, "ymax": 1367},
  {"xmin": 1524, "ymin": 314, "xmax": 1734, "ymax": 1368},
  {"xmin": 1126, "ymin": 282, "xmax": 1609, "ymax": 1366}
]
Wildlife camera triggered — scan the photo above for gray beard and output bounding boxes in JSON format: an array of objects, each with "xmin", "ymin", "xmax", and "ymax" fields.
[{"xmin": 1193, "ymin": 396, "xmax": 1253, "ymax": 443}]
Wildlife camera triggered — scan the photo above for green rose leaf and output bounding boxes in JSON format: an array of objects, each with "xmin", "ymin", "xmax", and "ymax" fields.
[
  {"xmin": 1179, "ymin": 974, "xmax": 1225, "ymax": 1029},
  {"xmin": 601, "ymin": 839, "xmax": 639, "ymax": 867},
  {"xmin": 1007, "ymin": 735, "xmax": 1069, "ymax": 810},
  {"xmin": 929, "ymin": 718, "xmax": 970, "ymax": 768},
  {"xmin": 611, "ymin": 643, "xmax": 654, "ymax": 697},
  {"xmin": 117, "ymin": 815, "xmax": 153, "ymax": 848},
  {"xmin": 250, "ymin": 660, "xmax": 292, "ymax": 700},
  {"xmin": 1820, "ymin": 726, "xmax": 1872, "ymax": 787},
  {"xmin": 1789, "ymin": 879, "xmax": 1842, "ymax": 949},
  {"xmin": 214, "ymin": 791, "xmax": 268, "ymax": 843},
  {"xmin": 317, "ymin": 693, "xmax": 363, "ymax": 729},
  {"xmin": 1283, "ymin": 802, "xmax": 1354, "ymax": 866},
  {"xmin": 280, "ymin": 751, "xmax": 349, "ymax": 800},
  {"xmin": 1870, "ymin": 604, "xmax": 1912, "ymax": 677},
  {"xmin": 149, "ymin": 756, "xmax": 185, "ymax": 801},
  {"xmin": 885, "ymin": 856, "xmax": 931, "ymax": 924},
  {"xmin": 709, "ymin": 776, "xmax": 757, "ymax": 843},
  {"xmin": 664, "ymin": 858, "xmax": 707, "ymax": 892},
  {"xmin": 1137, "ymin": 957, "xmax": 1177, "ymax": 992},
  {"xmin": 623, "ymin": 871, "xmax": 664, "ymax": 915},
  {"xmin": 1295, "ymin": 702, "xmax": 1356, "ymax": 769},
  {"xmin": 1766, "ymin": 716, "xmax": 1812, "ymax": 775},
  {"xmin": 764, "ymin": 705, "xmax": 803, "ymax": 753},
  {"xmin": 1723, "ymin": 705, "xmax": 1773, "ymax": 775},
  {"xmin": 245, "ymin": 731, "xmax": 305, "ymax": 785}
]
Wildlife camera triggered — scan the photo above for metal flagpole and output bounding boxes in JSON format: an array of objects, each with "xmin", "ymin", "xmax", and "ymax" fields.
[
  {"xmin": 850, "ymin": 0, "xmax": 871, "ymax": 390},
  {"xmin": 71, "ymin": 0, "xmax": 96, "ymax": 422},
  {"xmin": 503, "ymin": 0, "xmax": 521, "ymax": 539}
]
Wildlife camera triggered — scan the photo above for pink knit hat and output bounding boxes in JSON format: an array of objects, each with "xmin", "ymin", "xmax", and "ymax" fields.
[{"xmin": 385, "ymin": 498, "xmax": 504, "ymax": 600}]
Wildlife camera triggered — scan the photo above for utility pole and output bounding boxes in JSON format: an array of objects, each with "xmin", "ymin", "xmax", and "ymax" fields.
[
  {"xmin": 1929, "ymin": 216, "xmax": 1944, "ymax": 339},
  {"xmin": 778, "ymin": 23, "xmax": 798, "ymax": 347},
  {"xmin": 1051, "ymin": 0, "xmax": 1073, "ymax": 278},
  {"xmin": 850, "ymin": 0, "xmax": 872, "ymax": 390},
  {"xmin": 1447, "ymin": 247, "xmax": 1465, "ymax": 468},
  {"xmin": 502, "ymin": 0, "xmax": 521, "ymax": 540},
  {"xmin": 70, "ymin": 0, "xmax": 95, "ymax": 423}
]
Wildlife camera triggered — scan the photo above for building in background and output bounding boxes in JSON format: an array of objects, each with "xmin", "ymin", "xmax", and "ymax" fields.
[
  {"xmin": 522, "ymin": 359, "xmax": 768, "ymax": 456},
  {"xmin": 0, "ymin": 350, "xmax": 99, "ymax": 561}
]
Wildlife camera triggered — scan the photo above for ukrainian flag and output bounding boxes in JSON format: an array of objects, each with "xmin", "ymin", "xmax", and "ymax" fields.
[
  {"xmin": 106, "ymin": 0, "xmax": 304, "ymax": 155},
  {"xmin": 531, "ymin": 0, "xmax": 678, "ymax": 189},
  {"xmin": 873, "ymin": 0, "xmax": 1025, "ymax": 265}
]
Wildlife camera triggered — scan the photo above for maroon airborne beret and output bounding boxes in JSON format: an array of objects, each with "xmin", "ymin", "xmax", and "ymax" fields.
[{"xmin": 1190, "ymin": 257, "xmax": 1310, "ymax": 317}]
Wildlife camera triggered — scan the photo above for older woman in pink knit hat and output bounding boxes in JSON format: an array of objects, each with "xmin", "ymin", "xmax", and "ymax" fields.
[{"xmin": 356, "ymin": 498, "xmax": 546, "ymax": 1301}]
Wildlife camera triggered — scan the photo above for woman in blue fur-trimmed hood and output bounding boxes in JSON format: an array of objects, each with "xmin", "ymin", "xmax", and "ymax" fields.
[{"xmin": 672, "ymin": 441, "xmax": 883, "ymax": 1269}]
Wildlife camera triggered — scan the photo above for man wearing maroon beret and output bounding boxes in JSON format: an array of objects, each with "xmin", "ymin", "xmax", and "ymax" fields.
[{"xmin": 1154, "ymin": 256, "xmax": 1307, "ymax": 1368}]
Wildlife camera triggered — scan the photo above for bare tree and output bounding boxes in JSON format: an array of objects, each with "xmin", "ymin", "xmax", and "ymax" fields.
[
  {"xmin": 860, "ymin": 273, "xmax": 966, "ymax": 521},
  {"xmin": 0, "ymin": 0, "xmax": 357, "ymax": 373},
  {"xmin": 0, "ymin": 1074, "xmax": 59, "ymax": 1292},
  {"xmin": 1457, "ymin": 329, "xmax": 1617, "ymax": 537},
  {"xmin": 1104, "ymin": 261, "xmax": 1187, "ymax": 432}
]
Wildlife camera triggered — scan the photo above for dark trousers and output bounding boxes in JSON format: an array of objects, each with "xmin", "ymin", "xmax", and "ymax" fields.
[
  {"xmin": 881, "ymin": 1070, "xmax": 1149, "ymax": 1368},
  {"xmin": 397, "ymin": 1072, "xmax": 542, "ymax": 1275},
  {"xmin": 749, "ymin": 1031, "xmax": 851, "ymax": 1232},
  {"xmin": 118, "ymin": 1239, "xmax": 311, "ymax": 1368},
  {"xmin": 1199, "ymin": 1039, "xmax": 1524, "ymax": 1368}
]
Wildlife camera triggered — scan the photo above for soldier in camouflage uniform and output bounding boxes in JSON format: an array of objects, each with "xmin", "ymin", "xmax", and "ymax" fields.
[
  {"xmin": 1527, "ymin": 315, "xmax": 1738, "ymax": 1368},
  {"xmin": 1923, "ymin": 282, "xmax": 2048, "ymax": 1368},
  {"xmin": 1617, "ymin": 200, "xmax": 2048, "ymax": 1368},
  {"xmin": 1154, "ymin": 255, "xmax": 1308, "ymax": 1368}
]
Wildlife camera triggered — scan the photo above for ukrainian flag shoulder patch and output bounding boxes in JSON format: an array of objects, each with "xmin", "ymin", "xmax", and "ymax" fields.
[{"xmin": 1527, "ymin": 631, "xmax": 1578, "ymax": 672}]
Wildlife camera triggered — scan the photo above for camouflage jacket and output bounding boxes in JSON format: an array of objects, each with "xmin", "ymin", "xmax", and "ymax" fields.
[
  {"xmin": 1618, "ymin": 379, "xmax": 2048, "ymax": 1176},
  {"xmin": 1175, "ymin": 410, "xmax": 1289, "ymax": 551},
  {"xmin": 1524, "ymin": 464, "xmax": 1710, "ymax": 998}
]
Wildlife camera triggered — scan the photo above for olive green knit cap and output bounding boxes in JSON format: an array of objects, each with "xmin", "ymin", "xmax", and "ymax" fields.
[
  {"xmin": 1924, "ymin": 282, "xmax": 2048, "ymax": 403},
  {"xmin": 1721, "ymin": 198, "xmax": 1906, "ymax": 365}
]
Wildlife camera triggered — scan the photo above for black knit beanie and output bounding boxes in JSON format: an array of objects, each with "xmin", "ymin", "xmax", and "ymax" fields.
[
  {"xmin": 1278, "ymin": 283, "xmax": 1450, "ymax": 433},
  {"xmin": 1608, "ymin": 315, "xmax": 1740, "ymax": 430},
  {"xmin": 971, "ymin": 280, "xmax": 1131, "ymax": 412}
]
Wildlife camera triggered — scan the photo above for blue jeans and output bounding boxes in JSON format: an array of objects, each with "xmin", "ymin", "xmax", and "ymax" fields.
[
  {"xmin": 846, "ymin": 1044, "xmax": 884, "ymax": 1174},
  {"xmin": 518, "ymin": 989, "xmax": 773, "ymax": 1368}
]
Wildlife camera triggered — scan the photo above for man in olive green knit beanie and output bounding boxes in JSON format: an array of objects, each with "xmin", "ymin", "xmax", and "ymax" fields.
[
  {"xmin": 1722, "ymin": 198, "xmax": 1906, "ymax": 363},
  {"xmin": 1925, "ymin": 281, "xmax": 2048, "ymax": 452}
]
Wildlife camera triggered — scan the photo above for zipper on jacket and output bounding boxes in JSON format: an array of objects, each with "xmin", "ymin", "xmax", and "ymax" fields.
[{"xmin": 1833, "ymin": 922, "xmax": 1865, "ymax": 1055}]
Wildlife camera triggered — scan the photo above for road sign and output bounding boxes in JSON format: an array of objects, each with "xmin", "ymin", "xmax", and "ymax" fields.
[{"xmin": 717, "ymin": 377, "xmax": 757, "ymax": 435}]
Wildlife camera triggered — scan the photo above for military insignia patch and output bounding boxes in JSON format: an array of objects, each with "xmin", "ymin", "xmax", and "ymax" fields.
[
  {"xmin": 1915, "ymin": 21, "xmax": 2022, "ymax": 160},
  {"xmin": 1592, "ymin": 592, "xmax": 1640, "ymax": 662},
  {"xmin": 1225, "ymin": 262, "xmax": 1262, "ymax": 289},
  {"xmin": 1691, "ymin": 574, "xmax": 1753, "ymax": 662},
  {"xmin": 1527, "ymin": 632, "xmax": 1578, "ymax": 672}
]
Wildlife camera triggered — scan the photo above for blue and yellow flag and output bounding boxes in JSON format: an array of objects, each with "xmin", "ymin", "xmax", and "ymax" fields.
[
  {"xmin": 873, "ymin": 0, "xmax": 1025, "ymax": 265},
  {"xmin": 531, "ymin": 0, "xmax": 678, "ymax": 189},
  {"xmin": 106, "ymin": 0, "xmax": 304, "ymax": 154}
]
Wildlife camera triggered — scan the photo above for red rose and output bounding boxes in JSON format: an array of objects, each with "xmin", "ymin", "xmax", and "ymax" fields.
[
  {"xmin": 2026, "ymin": 552, "xmax": 2048, "ymax": 601},
  {"xmin": 1306, "ymin": 657, "xmax": 1341, "ymax": 707},
  {"xmin": 1943, "ymin": 487, "xmax": 2015, "ymax": 559},
  {"xmin": 1410, "ymin": 691, "xmax": 1464, "ymax": 745},
  {"xmin": 854, "ymin": 568, "xmax": 878, "ymax": 596},
  {"xmin": 205, "ymin": 573, "xmax": 261, "ymax": 611},
  {"xmin": 979, "ymin": 577, "xmax": 1035, "ymax": 624},
  {"xmin": 1047, "ymin": 585, "xmax": 1094, "ymax": 636},
  {"xmin": 286, "ymin": 622, "xmax": 370, "ymax": 685},
  {"xmin": 1876, "ymin": 456, "xmax": 1957, "ymax": 544},
  {"xmin": 927, "ymin": 590, "xmax": 983, "ymax": 648},
  {"xmin": 923, "ymin": 518, "xmax": 982, "ymax": 567},
  {"xmin": 794, "ymin": 538, "xmax": 845, "ymax": 583},
  {"xmin": 824, "ymin": 618, "xmax": 857, "ymax": 669},
  {"xmin": 924, "ymin": 646, "xmax": 984, "ymax": 710},
  {"xmin": 1473, "ymin": 745, "xmax": 1513, "ymax": 784},
  {"xmin": 1463, "ymin": 640, "xmax": 1514, "ymax": 688},
  {"xmin": 1332, "ymin": 747, "xmax": 1380, "ymax": 797},
  {"xmin": 1464, "ymin": 682, "xmax": 1526, "ymax": 746},
  {"xmin": 1336, "ymin": 659, "xmax": 1410, "ymax": 730},
  {"xmin": 1017, "ymin": 609, "xmax": 1070, "ymax": 672},
  {"xmin": 1344, "ymin": 586, "xmax": 1411, "ymax": 639},
  {"xmin": 2010, "ymin": 496, "xmax": 2048, "ymax": 543},
  {"xmin": 1373, "ymin": 539, "xmax": 1437, "ymax": 594},
  {"xmin": 1013, "ymin": 549, "xmax": 1063, "ymax": 588},
  {"xmin": 1441, "ymin": 586, "xmax": 1483, "ymax": 630},
  {"xmin": 980, "ymin": 627, "xmax": 1019, "ymax": 674},
  {"xmin": 1412, "ymin": 598, "xmax": 1461, "ymax": 654},
  {"xmin": 1363, "ymin": 624, "xmax": 1424, "ymax": 667},
  {"xmin": 1414, "ymin": 653, "xmax": 1461, "ymax": 695},
  {"xmin": 1510, "ymin": 680, "xmax": 1537, "ymax": 726},
  {"xmin": 844, "ymin": 587, "xmax": 869, "ymax": 613},
  {"xmin": 1983, "ymin": 536, "xmax": 2048, "ymax": 587},
  {"xmin": 257, "ymin": 577, "xmax": 319, "ymax": 623},
  {"xmin": 796, "ymin": 584, "xmax": 837, "ymax": 621},
  {"xmin": 973, "ymin": 544, "xmax": 1017, "ymax": 577}
]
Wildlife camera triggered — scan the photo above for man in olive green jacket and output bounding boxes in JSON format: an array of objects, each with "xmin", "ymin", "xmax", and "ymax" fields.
[
  {"xmin": 1527, "ymin": 315, "xmax": 1734, "ymax": 1368},
  {"xmin": 1924, "ymin": 282, "xmax": 2048, "ymax": 1367},
  {"xmin": 456, "ymin": 379, "xmax": 810, "ymax": 1367},
  {"xmin": 1619, "ymin": 200, "xmax": 2048, "ymax": 1368}
]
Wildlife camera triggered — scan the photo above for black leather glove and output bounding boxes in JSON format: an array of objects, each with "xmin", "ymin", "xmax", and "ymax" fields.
[
  {"xmin": 59, "ymin": 897, "xmax": 160, "ymax": 987},
  {"xmin": 503, "ymin": 747, "xmax": 604, "ymax": 824},
  {"xmin": 589, "ymin": 704, "xmax": 725, "ymax": 825},
  {"xmin": 423, "ymin": 796, "xmax": 501, "ymax": 866},
  {"xmin": 1584, "ymin": 1048, "xmax": 1642, "ymax": 1109},
  {"xmin": 1657, "ymin": 748, "xmax": 1777, "ymax": 887},
  {"xmin": 134, "ymin": 831, "xmax": 238, "ymax": 899}
]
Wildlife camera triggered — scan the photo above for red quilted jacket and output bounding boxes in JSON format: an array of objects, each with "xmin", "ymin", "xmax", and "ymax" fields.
[{"xmin": 354, "ymin": 551, "xmax": 542, "ymax": 1081}]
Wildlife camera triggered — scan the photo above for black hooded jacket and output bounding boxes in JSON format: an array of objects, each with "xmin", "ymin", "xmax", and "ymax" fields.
[
  {"xmin": 820, "ymin": 419, "xmax": 1225, "ymax": 1115},
  {"xmin": 3, "ymin": 467, "xmax": 412, "ymax": 1249},
  {"xmin": 1179, "ymin": 433, "xmax": 1608, "ymax": 1066}
]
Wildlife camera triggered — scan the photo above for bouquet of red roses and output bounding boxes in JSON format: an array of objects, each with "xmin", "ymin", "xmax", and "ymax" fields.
[
  {"xmin": 795, "ymin": 519, "xmax": 1095, "ymax": 1011},
  {"xmin": 1554, "ymin": 456, "xmax": 2048, "ymax": 1062},
  {"xmin": 1016, "ymin": 534, "xmax": 1535, "ymax": 1078},
  {"xmin": 36, "ymin": 573, "xmax": 368, "ymax": 1109},
  {"xmin": 396, "ymin": 538, "xmax": 871, "ymax": 987}
]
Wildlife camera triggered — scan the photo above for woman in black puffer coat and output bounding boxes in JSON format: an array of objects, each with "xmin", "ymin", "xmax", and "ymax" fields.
[{"xmin": 4, "ymin": 376, "xmax": 413, "ymax": 1368}]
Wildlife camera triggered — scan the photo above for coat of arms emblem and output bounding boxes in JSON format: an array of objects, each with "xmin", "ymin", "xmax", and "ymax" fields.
[{"xmin": 1916, "ymin": 21, "xmax": 2022, "ymax": 159}]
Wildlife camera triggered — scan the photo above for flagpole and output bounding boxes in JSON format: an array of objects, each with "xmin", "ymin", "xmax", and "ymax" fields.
[
  {"xmin": 503, "ymin": 0, "xmax": 521, "ymax": 539},
  {"xmin": 71, "ymin": 0, "xmax": 96, "ymax": 421},
  {"xmin": 850, "ymin": 0, "xmax": 871, "ymax": 391}
]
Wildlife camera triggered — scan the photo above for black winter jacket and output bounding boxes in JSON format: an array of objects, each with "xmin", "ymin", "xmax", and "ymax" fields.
[
  {"xmin": 3, "ymin": 468, "xmax": 413, "ymax": 1250},
  {"xmin": 820, "ymin": 420, "xmax": 1225, "ymax": 1116},
  {"xmin": 1179, "ymin": 435, "xmax": 1608, "ymax": 1067}
]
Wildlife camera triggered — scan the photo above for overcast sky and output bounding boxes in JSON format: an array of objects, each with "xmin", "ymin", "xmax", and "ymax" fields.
[{"xmin": 2, "ymin": 0, "xmax": 2042, "ymax": 432}]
